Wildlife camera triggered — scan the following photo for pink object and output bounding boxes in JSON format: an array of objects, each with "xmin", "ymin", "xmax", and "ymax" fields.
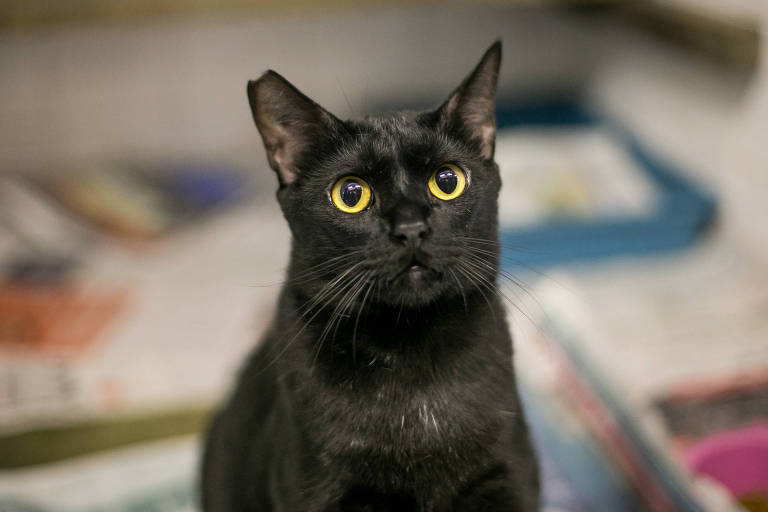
[{"xmin": 685, "ymin": 423, "xmax": 768, "ymax": 497}]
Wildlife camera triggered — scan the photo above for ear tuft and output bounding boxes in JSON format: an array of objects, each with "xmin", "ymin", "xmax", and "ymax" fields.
[
  {"xmin": 247, "ymin": 71, "xmax": 339, "ymax": 185},
  {"xmin": 437, "ymin": 41, "xmax": 502, "ymax": 159}
]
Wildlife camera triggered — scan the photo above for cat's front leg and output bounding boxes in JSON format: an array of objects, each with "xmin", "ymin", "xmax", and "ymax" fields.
[{"xmin": 451, "ymin": 463, "xmax": 538, "ymax": 512}]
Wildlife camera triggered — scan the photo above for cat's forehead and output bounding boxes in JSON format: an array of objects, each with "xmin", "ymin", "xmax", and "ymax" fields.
[
  {"xmin": 362, "ymin": 111, "xmax": 421, "ymax": 131},
  {"xmin": 356, "ymin": 112, "xmax": 428, "ymax": 147},
  {"xmin": 311, "ymin": 110, "xmax": 472, "ymax": 193},
  {"xmin": 342, "ymin": 112, "xmax": 445, "ymax": 168}
]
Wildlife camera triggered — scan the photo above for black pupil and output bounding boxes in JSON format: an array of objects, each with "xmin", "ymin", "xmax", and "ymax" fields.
[
  {"xmin": 340, "ymin": 180, "xmax": 363, "ymax": 207},
  {"xmin": 436, "ymin": 167, "xmax": 458, "ymax": 194}
]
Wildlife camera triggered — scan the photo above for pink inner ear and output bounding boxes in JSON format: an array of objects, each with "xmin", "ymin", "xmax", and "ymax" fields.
[
  {"xmin": 263, "ymin": 123, "xmax": 299, "ymax": 185},
  {"xmin": 479, "ymin": 124, "xmax": 495, "ymax": 159},
  {"xmin": 273, "ymin": 149, "xmax": 297, "ymax": 185}
]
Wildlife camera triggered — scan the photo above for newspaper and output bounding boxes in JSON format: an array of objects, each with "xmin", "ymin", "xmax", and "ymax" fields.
[{"xmin": 506, "ymin": 233, "xmax": 768, "ymax": 511}]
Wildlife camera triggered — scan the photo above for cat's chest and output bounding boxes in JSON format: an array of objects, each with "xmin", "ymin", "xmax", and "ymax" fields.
[{"xmin": 300, "ymin": 367, "xmax": 503, "ymax": 467}]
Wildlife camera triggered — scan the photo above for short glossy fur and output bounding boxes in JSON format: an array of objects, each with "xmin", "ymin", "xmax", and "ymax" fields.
[{"xmin": 201, "ymin": 42, "xmax": 540, "ymax": 512}]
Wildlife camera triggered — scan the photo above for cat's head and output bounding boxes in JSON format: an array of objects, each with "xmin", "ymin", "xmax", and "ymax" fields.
[{"xmin": 248, "ymin": 42, "xmax": 502, "ymax": 310}]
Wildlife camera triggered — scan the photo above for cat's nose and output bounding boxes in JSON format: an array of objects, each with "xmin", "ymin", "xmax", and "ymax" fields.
[
  {"xmin": 391, "ymin": 219, "xmax": 431, "ymax": 247},
  {"xmin": 388, "ymin": 201, "xmax": 431, "ymax": 247}
]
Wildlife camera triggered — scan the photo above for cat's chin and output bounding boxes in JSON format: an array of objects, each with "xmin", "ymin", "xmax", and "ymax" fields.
[{"xmin": 382, "ymin": 265, "xmax": 448, "ymax": 307}]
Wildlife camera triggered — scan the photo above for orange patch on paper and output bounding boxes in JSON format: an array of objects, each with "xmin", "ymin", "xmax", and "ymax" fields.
[{"xmin": 0, "ymin": 284, "xmax": 128, "ymax": 358}]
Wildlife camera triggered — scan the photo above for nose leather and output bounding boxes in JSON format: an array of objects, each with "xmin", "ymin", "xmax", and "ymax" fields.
[{"xmin": 389, "ymin": 202, "xmax": 431, "ymax": 247}]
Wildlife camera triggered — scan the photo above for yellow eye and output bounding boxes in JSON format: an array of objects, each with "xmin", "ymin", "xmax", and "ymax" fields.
[
  {"xmin": 428, "ymin": 163, "xmax": 466, "ymax": 200},
  {"xmin": 331, "ymin": 176, "xmax": 372, "ymax": 213}
]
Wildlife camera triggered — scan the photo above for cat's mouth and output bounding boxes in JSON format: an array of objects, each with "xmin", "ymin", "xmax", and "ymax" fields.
[
  {"xmin": 407, "ymin": 263, "xmax": 429, "ymax": 277},
  {"xmin": 395, "ymin": 253, "xmax": 439, "ymax": 284},
  {"xmin": 396, "ymin": 263, "xmax": 438, "ymax": 288},
  {"xmin": 372, "ymin": 253, "xmax": 449, "ymax": 307}
]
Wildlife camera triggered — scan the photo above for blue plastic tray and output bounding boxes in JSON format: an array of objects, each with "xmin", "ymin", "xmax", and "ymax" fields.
[{"xmin": 496, "ymin": 101, "xmax": 716, "ymax": 268}]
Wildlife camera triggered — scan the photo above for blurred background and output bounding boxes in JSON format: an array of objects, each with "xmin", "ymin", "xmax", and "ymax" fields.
[{"xmin": 0, "ymin": 1, "xmax": 767, "ymax": 511}]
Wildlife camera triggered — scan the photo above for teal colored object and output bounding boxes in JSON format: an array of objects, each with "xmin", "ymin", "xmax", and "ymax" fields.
[{"xmin": 496, "ymin": 101, "xmax": 716, "ymax": 268}]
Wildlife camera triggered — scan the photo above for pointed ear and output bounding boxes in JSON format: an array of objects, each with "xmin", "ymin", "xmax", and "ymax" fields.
[
  {"xmin": 436, "ymin": 41, "xmax": 502, "ymax": 159},
  {"xmin": 247, "ymin": 71, "xmax": 341, "ymax": 185}
]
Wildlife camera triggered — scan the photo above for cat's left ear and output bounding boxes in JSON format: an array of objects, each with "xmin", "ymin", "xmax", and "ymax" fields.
[{"xmin": 436, "ymin": 41, "xmax": 501, "ymax": 160}]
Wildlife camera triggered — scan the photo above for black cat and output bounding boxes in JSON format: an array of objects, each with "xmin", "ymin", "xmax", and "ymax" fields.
[{"xmin": 201, "ymin": 41, "xmax": 540, "ymax": 512}]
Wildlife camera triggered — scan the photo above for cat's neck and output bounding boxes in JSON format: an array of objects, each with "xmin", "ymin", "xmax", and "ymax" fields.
[{"xmin": 277, "ymin": 284, "xmax": 510, "ymax": 379}]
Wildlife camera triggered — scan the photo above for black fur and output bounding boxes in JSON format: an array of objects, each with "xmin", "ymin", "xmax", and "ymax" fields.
[{"xmin": 201, "ymin": 41, "xmax": 540, "ymax": 512}]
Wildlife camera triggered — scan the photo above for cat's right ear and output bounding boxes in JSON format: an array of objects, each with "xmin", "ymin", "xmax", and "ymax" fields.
[
  {"xmin": 435, "ymin": 41, "xmax": 501, "ymax": 160},
  {"xmin": 247, "ymin": 71, "xmax": 341, "ymax": 186}
]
